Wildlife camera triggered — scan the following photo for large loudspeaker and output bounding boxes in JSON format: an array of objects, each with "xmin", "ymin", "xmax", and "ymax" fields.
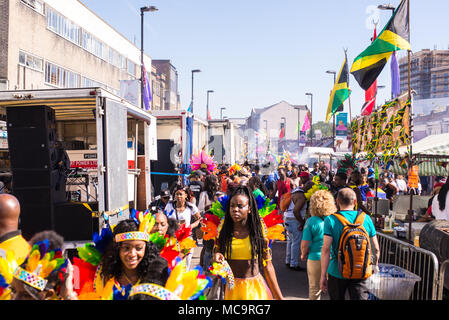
[
  {"xmin": 53, "ymin": 202, "xmax": 99, "ymax": 241},
  {"xmin": 6, "ymin": 106, "xmax": 68, "ymax": 239},
  {"xmin": 151, "ymin": 139, "xmax": 177, "ymax": 197},
  {"xmin": 7, "ymin": 106, "xmax": 57, "ymax": 169}
]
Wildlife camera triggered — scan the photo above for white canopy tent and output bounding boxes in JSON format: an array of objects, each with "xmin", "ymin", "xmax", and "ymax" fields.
[{"xmin": 393, "ymin": 133, "xmax": 449, "ymax": 176}]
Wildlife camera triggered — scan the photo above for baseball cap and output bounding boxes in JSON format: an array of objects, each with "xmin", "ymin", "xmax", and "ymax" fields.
[{"xmin": 160, "ymin": 189, "xmax": 170, "ymax": 198}]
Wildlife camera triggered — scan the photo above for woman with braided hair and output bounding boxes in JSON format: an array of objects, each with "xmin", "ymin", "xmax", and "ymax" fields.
[{"xmin": 212, "ymin": 185, "xmax": 284, "ymax": 300}]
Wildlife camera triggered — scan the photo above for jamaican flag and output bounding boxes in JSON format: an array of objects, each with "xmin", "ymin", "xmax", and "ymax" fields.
[
  {"xmin": 350, "ymin": 0, "xmax": 410, "ymax": 90},
  {"xmin": 326, "ymin": 52, "xmax": 350, "ymax": 123}
]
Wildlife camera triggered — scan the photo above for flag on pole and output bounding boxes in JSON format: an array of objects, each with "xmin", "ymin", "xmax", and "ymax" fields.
[
  {"xmin": 186, "ymin": 101, "xmax": 192, "ymax": 112},
  {"xmin": 391, "ymin": 51, "xmax": 401, "ymax": 98},
  {"xmin": 326, "ymin": 52, "xmax": 350, "ymax": 123},
  {"xmin": 295, "ymin": 121, "xmax": 301, "ymax": 133},
  {"xmin": 142, "ymin": 63, "xmax": 152, "ymax": 110},
  {"xmin": 350, "ymin": 0, "xmax": 410, "ymax": 91},
  {"xmin": 207, "ymin": 109, "xmax": 212, "ymax": 120},
  {"xmin": 361, "ymin": 27, "xmax": 378, "ymax": 116},
  {"xmin": 302, "ymin": 111, "xmax": 310, "ymax": 131},
  {"xmin": 279, "ymin": 127, "xmax": 285, "ymax": 139}
]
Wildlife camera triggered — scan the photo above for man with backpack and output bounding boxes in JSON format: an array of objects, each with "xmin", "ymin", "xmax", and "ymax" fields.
[{"xmin": 320, "ymin": 188, "xmax": 380, "ymax": 300}]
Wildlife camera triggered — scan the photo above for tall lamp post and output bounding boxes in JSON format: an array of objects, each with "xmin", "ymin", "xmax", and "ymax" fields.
[
  {"xmin": 206, "ymin": 90, "xmax": 214, "ymax": 120},
  {"xmin": 191, "ymin": 69, "xmax": 201, "ymax": 114},
  {"xmin": 140, "ymin": 5, "xmax": 158, "ymax": 110},
  {"xmin": 305, "ymin": 93, "xmax": 313, "ymax": 146},
  {"xmin": 326, "ymin": 70, "xmax": 337, "ymax": 171},
  {"xmin": 220, "ymin": 107, "xmax": 226, "ymax": 120}
]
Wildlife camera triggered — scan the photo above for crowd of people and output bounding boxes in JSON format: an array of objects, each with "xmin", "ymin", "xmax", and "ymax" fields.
[{"xmin": 1, "ymin": 153, "xmax": 448, "ymax": 301}]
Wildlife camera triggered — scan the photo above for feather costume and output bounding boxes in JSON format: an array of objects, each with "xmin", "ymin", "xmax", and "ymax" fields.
[
  {"xmin": 190, "ymin": 150, "xmax": 218, "ymax": 175},
  {"xmin": 129, "ymin": 257, "xmax": 211, "ymax": 300}
]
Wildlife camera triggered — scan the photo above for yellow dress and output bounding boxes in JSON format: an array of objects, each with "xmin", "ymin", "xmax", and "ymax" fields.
[{"xmin": 223, "ymin": 236, "xmax": 273, "ymax": 300}]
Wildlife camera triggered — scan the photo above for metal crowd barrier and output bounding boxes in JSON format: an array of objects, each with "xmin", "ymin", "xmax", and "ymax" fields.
[
  {"xmin": 437, "ymin": 259, "xmax": 449, "ymax": 300},
  {"xmin": 376, "ymin": 232, "xmax": 440, "ymax": 300}
]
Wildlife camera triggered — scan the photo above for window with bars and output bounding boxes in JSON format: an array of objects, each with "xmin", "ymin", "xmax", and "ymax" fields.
[
  {"xmin": 45, "ymin": 62, "xmax": 80, "ymax": 88},
  {"xmin": 19, "ymin": 51, "xmax": 43, "ymax": 72},
  {"xmin": 46, "ymin": 7, "xmax": 80, "ymax": 46},
  {"xmin": 127, "ymin": 60, "xmax": 136, "ymax": 76},
  {"xmin": 21, "ymin": 0, "xmax": 44, "ymax": 14}
]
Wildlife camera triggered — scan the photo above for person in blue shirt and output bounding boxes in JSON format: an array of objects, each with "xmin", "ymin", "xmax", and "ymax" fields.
[
  {"xmin": 320, "ymin": 187, "xmax": 380, "ymax": 300},
  {"xmin": 300, "ymin": 190, "xmax": 337, "ymax": 300}
]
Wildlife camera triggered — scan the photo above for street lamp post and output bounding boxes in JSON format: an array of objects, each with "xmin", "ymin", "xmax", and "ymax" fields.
[
  {"xmin": 305, "ymin": 93, "xmax": 313, "ymax": 146},
  {"xmin": 191, "ymin": 69, "xmax": 201, "ymax": 114},
  {"xmin": 140, "ymin": 5, "xmax": 158, "ymax": 110},
  {"xmin": 326, "ymin": 70, "xmax": 337, "ymax": 170},
  {"xmin": 220, "ymin": 107, "xmax": 226, "ymax": 120},
  {"xmin": 206, "ymin": 90, "xmax": 214, "ymax": 120}
]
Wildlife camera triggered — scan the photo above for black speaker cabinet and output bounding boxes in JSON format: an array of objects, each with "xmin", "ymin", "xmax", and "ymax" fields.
[
  {"xmin": 150, "ymin": 139, "xmax": 177, "ymax": 197},
  {"xmin": 53, "ymin": 202, "xmax": 99, "ymax": 241},
  {"xmin": 18, "ymin": 203, "xmax": 54, "ymax": 240},
  {"xmin": 7, "ymin": 106, "xmax": 57, "ymax": 170}
]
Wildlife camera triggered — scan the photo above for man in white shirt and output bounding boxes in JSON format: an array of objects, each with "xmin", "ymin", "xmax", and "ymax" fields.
[{"xmin": 395, "ymin": 175, "xmax": 408, "ymax": 195}]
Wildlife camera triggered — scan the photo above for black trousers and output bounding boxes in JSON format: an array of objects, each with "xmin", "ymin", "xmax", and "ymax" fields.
[{"xmin": 327, "ymin": 274, "xmax": 370, "ymax": 300}]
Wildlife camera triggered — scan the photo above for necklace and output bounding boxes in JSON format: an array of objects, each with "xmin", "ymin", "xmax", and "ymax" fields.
[{"xmin": 122, "ymin": 272, "xmax": 138, "ymax": 285}]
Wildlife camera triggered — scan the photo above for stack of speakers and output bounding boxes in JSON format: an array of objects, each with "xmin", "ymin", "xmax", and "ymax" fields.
[{"xmin": 7, "ymin": 106, "xmax": 67, "ymax": 239}]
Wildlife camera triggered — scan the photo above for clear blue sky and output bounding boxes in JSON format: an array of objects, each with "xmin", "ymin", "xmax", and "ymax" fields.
[{"xmin": 81, "ymin": 0, "xmax": 449, "ymax": 123}]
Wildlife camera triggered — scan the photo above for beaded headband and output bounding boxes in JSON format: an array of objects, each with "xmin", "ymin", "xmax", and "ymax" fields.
[
  {"xmin": 114, "ymin": 231, "xmax": 150, "ymax": 243},
  {"xmin": 13, "ymin": 267, "xmax": 48, "ymax": 291},
  {"xmin": 129, "ymin": 283, "xmax": 180, "ymax": 300}
]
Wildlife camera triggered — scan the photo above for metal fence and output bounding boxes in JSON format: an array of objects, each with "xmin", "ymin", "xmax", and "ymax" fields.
[
  {"xmin": 438, "ymin": 259, "xmax": 449, "ymax": 300},
  {"xmin": 376, "ymin": 232, "xmax": 440, "ymax": 300}
]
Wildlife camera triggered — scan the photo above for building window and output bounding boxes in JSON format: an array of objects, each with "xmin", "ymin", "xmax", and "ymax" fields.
[
  {"xmin": 21, "ymin": 0, "xmax": 44, "ymax": 14},
  {"xmin": 18, "ymin": 51, "xmax": 43, "ymax": 72},
  {"xmin": 45, "ymin": 62, "xmax": 80, "ymax": 88},
  {"xmin": 81, "ymin": 30, "xmax": 106, "ymax": 60},
  {"xmin": 108, "ymin": 47, "xmax": 120, "ymax": 68},
  {"xmin": 120, "ymin": 55, "xmax": 127, "ymax": 70},
  {"xmin": 46, "ymin": 7, "xmax": 81, "ymax": 46},
  {"xmin": 127, "ymin": 60, "xmax": 136, "ymax": 76}
]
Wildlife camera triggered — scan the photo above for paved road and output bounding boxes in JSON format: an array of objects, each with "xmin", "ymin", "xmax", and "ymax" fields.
[{"xmin": 191, "ymin": 239, "xmax": 330, "ymax": 300}]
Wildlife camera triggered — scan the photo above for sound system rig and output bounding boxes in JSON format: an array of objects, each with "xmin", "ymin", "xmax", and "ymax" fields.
[{"xmin": 6, "ymin": 105, "xmax": 98, "ymax": 241}]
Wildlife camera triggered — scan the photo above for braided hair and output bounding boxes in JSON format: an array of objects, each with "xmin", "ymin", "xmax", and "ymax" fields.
[{"xmin": 217, "ymin": 185, "xmax": 266, "ymax": 274}]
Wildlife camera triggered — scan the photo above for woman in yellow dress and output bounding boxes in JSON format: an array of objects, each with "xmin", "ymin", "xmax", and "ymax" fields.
[
  {"xmin": 212, "ymin": 185, "xmax": 284, "ymax": 300},
  {"xmin": 75, "ymin": 214, "xmax": 169, "ymax": 300}
]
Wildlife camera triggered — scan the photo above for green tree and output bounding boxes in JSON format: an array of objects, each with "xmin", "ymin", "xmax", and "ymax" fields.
[{"xmin": 312, "ymin": 121, "xmax": 333, "ymax": 137}]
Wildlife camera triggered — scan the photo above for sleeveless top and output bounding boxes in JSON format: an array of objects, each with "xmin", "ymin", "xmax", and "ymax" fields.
[
  {"xmin": 284, "ymin": 187, "xmax": 306, "ymax": 219},
  {"xmin": 225, "ymin": 236, "xmax": 253, "ymax": 260}
]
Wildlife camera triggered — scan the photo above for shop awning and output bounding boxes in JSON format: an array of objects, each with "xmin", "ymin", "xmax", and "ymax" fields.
[{"xmin": 392, "ymin": 133, "xmax": 449, "ymax": 176}]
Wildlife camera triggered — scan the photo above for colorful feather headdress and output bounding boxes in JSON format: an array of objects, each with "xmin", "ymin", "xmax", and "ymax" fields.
[
  {"xmin": 200, "ymin": 193, "xmax": 285, "ymax": 249},
  {"xmin": 129, "ymin": 257, "xmax": 211, "ymax": 300},
  {"xmin": 304, "ymin": 175, "xmax": 329, "ymax": 201},
  {"xmin": 0, "ymin": 250, "xmax": 18, "ymax": 300},
  {"xmin": 337, "ymin": 153, "xmax": 358, "ymax": 176},
  {"xmin": 190, "ymin": 150, "xmax": 217, "ymax": 174},
  {"xmin": 228, "ymin": 164, "xmax": 242, "ymax": 176},
  {"xmin": 114, "ymin": 209, "xmax": 156, "ymax": 243},
  {"xmin": 74, "ymin": 209, "xmax": 197, "ymax": 299},
  {"xmin": 13, "ymin": 240, "xmax": 67, "ymax": 292}
]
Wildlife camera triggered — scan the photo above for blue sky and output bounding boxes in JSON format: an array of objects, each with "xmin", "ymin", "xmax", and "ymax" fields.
[{"xmin": 81, "ymin": 0, "xmax": 449, "ymax": 123}]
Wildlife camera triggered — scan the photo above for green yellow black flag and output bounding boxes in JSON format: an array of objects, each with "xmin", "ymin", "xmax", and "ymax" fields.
[
  {"xmin": 326, "ymin": 52, "xmax": 350, "ymax": 123},
  {"xmin": 350, "ymin": 0, "xmax": 410, "ymax": 91}
]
